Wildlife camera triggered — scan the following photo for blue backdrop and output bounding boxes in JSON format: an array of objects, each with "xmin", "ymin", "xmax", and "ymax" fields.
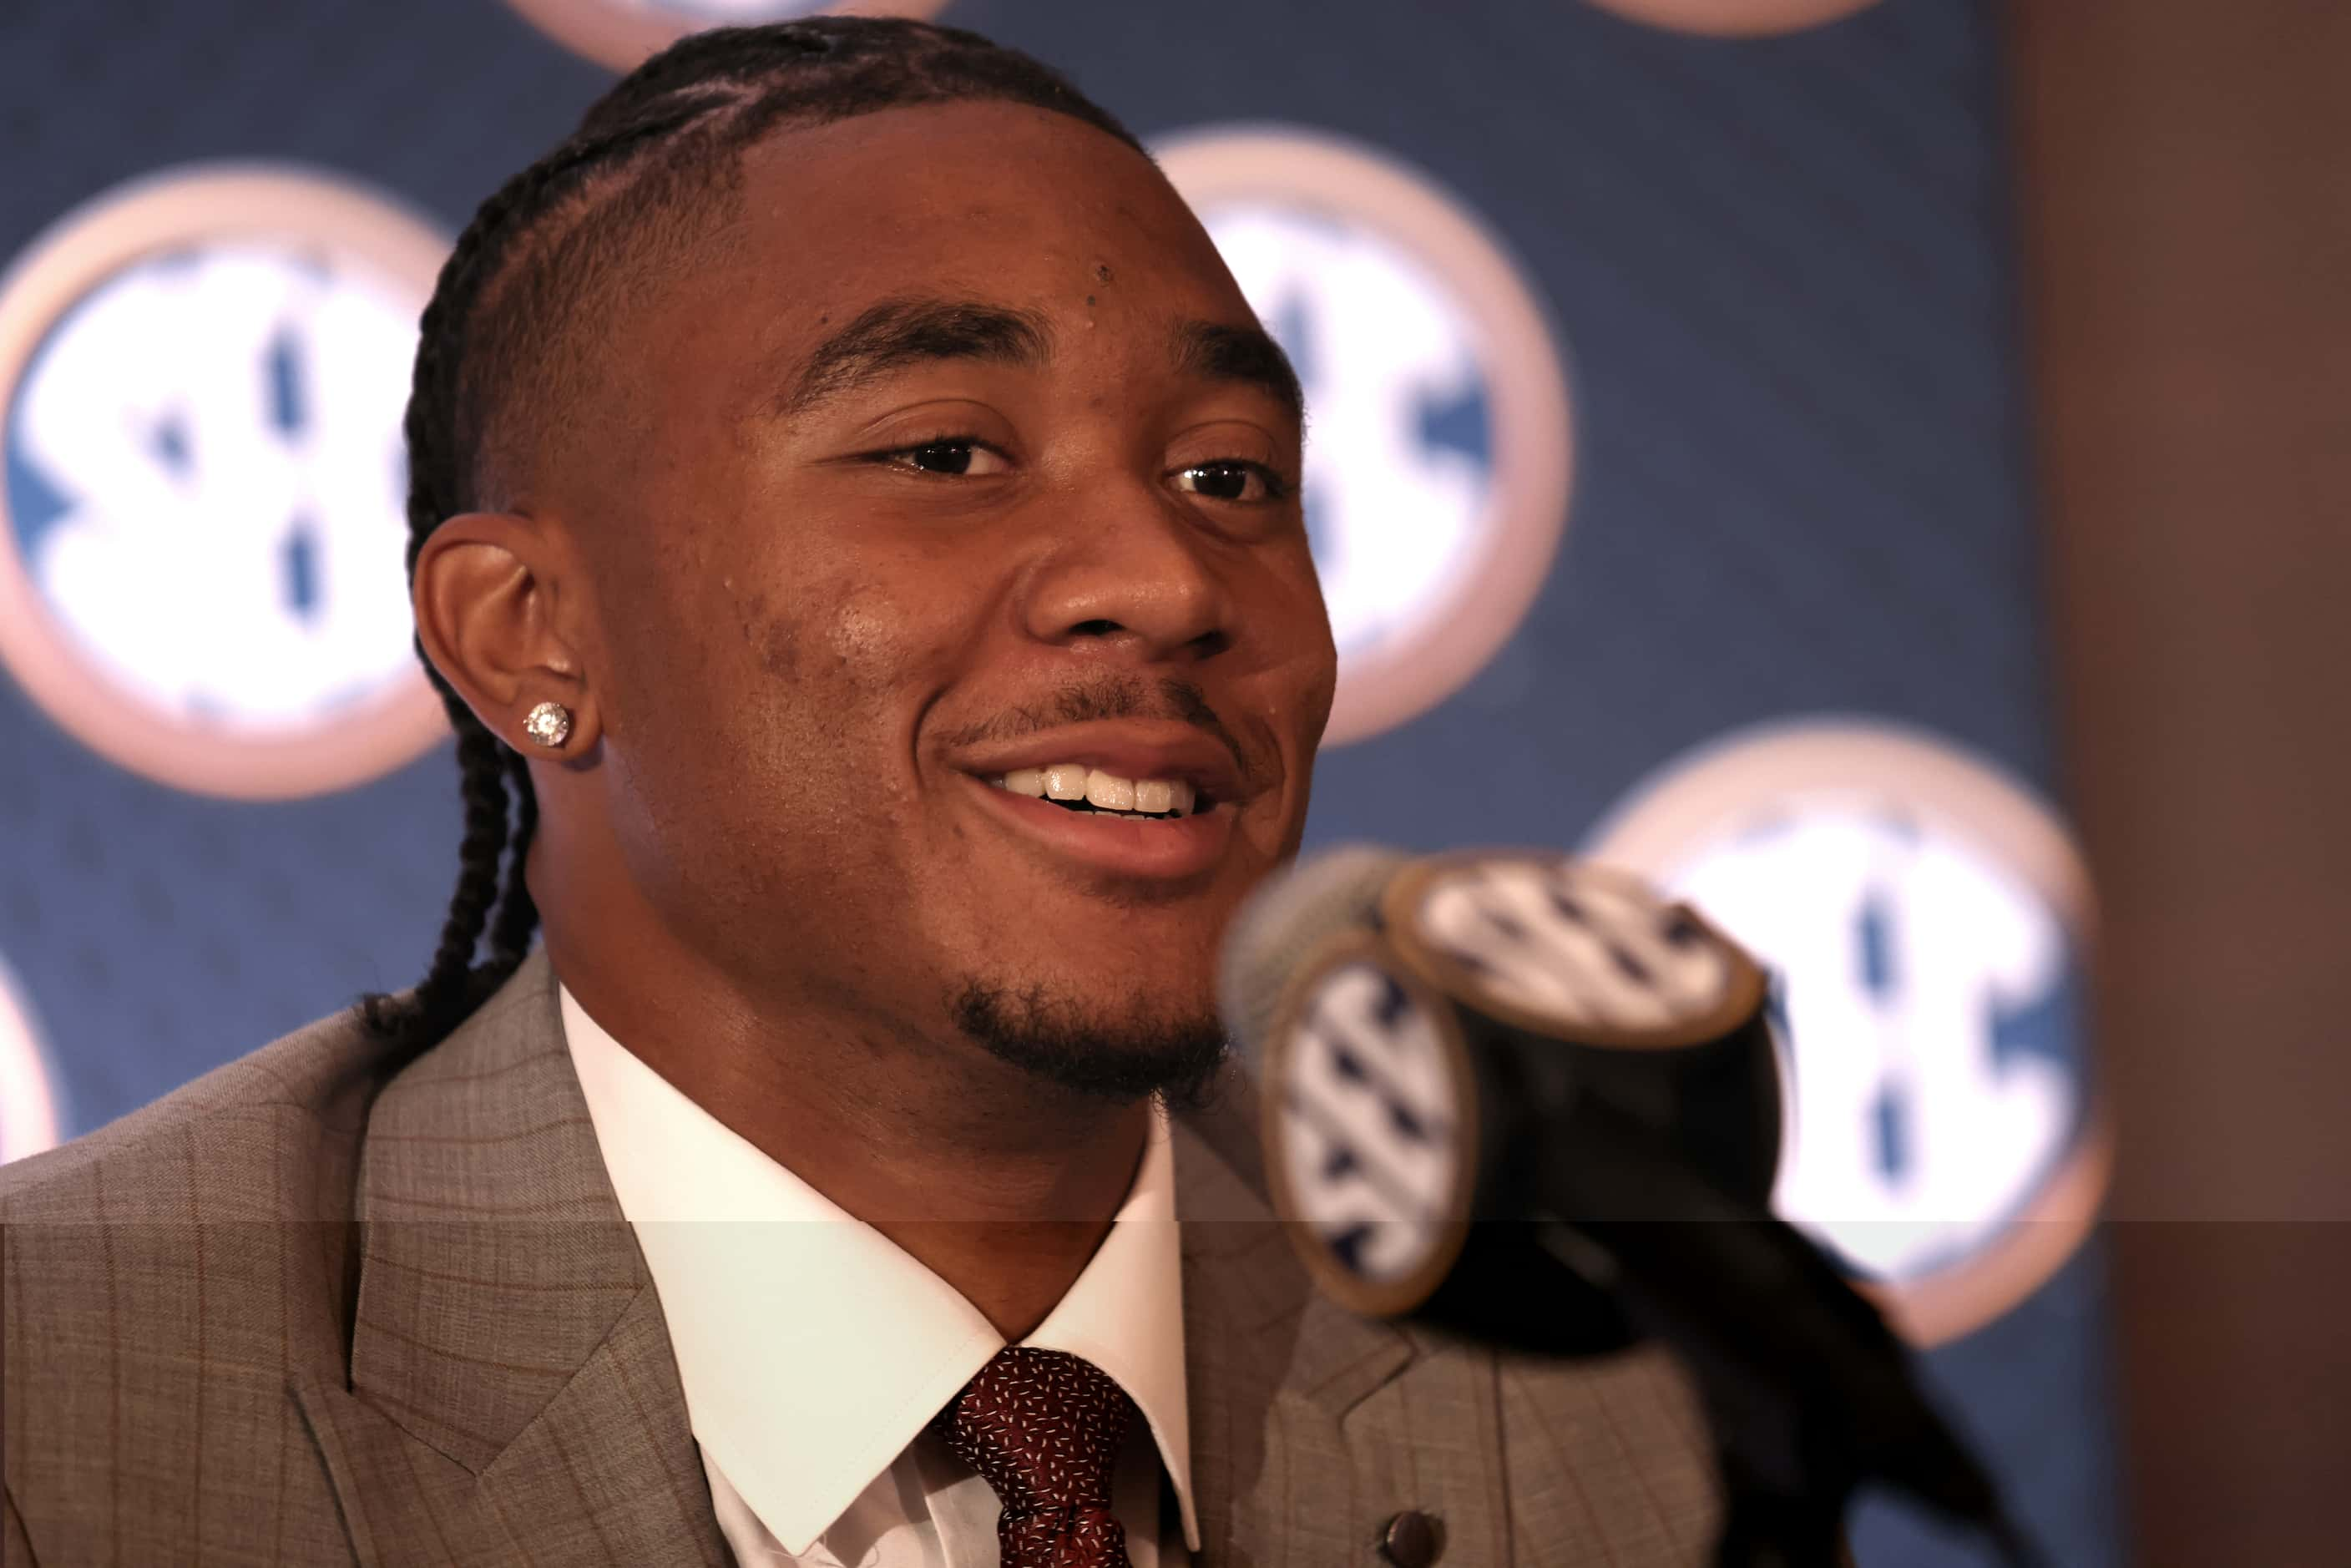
[{"xmin": 0, "ymin": 2, "xmax": 2120, "ymax": 1561}]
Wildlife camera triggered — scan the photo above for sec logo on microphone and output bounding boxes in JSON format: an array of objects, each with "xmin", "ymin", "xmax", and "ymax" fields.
[
  {"xmin": 1264, "ymin": 936, "xmax": 1477, "ymax": 1321},
  {"xmin": 1585, "ymin": 720, "xmax": 2111, "ymax": 1346},
  {"xmin": 1157, "ymin": 128, "xmax": 1574, "ymax": 746},
  {"xmin": 0, "ymin": 165, "xmax": 450, "ymax": 799},
  {"xmin": 504, "ymin": 0, "xmax": 946, "ymax": 72},
  {"xmin": 0, "ymin": 954, "xmax": 63, "ymax": 1165}
]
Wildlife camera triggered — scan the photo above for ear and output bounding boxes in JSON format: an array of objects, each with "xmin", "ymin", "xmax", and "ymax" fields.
[{"xmin": 412, "ymin": 512, "xmax": 596, "ymax": 757}]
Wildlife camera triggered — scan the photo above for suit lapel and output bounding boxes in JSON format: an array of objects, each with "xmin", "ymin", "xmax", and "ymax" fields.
[
  {"xmin": 1172, "ymin": 1072, "xmax": 1418, "ymax": 1406},
  {"xmin": 1173, "ymin": 1073, "xmax": 1424, "ymax": 1561},
  {"xmin": 298, "ymin": 954, "xmax": 727, "ymax": 1566}
]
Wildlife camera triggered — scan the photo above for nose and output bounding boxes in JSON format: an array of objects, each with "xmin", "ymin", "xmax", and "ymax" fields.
[{"xmin": 1021, "ymin": 486, "xmax": 1233, "ymax": 665}]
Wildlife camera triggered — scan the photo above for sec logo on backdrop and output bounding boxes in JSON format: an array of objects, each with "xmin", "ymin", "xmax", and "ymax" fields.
[
  {"xmin": 1586, "ymin": 721, "xmax": 2111, "ymax": 1345},
  {"xmin": 0, "ymin": 956, "xmax": 63, "ymax": 1164},
  {"xmin": 505, "ymin": 0, "xmax": 945, "ymax": 72},
  {"xmin": 1583, "ymin": 0, "xmax": 1883, "ymax": 35},
  {"xmin": 0, "ymin": 165, "xmax": 450, "ymax": 799},
  {"xmin": 1158, "ymin": 129, "xmax": 1574, "ymax": 746}
]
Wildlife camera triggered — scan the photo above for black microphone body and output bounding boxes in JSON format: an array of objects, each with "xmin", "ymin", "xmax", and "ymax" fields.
[{"xmin": 1221, "ymin": 846, "xmax": 2039, "ymax": 1568}]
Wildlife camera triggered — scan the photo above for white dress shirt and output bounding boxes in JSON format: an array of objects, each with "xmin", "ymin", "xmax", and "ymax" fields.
[{"xmin": 561, "ymin": 987, "xmax": 1200, "ymax": 1567}]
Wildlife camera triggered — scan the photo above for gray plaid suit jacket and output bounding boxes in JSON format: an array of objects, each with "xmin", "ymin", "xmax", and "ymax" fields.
[{"xmin": 0, "ymin": 952, "xmax": 1721, "ymax": 1565}]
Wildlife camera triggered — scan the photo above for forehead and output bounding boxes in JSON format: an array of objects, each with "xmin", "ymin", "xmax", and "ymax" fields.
[{"xmin": 661, "ymin": 100, "xmax": 1253, "ymax": 383}]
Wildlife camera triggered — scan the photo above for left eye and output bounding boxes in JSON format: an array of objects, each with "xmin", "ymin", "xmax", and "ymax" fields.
[
  {"xmin": 886, "ymin": 439, "xmax": 1009, "ymax": 478},
  {"xmin": 1174, "ymin": 461, "xmax": 1283, "ymax": 503}
]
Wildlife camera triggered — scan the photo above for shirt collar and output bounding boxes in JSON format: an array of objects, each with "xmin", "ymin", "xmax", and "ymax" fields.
[{"xmin": 559, "ymin": 985, "xmax": 1198, "ymax": 1555}]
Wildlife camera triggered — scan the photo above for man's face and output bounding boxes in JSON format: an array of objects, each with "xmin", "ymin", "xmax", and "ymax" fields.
[{"xmin": 562, "ymin": 100, "xmax": 1336, "ymax": 1091}]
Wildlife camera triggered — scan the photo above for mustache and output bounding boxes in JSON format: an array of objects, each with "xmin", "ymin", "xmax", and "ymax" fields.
[{"xmin": 937, "ymin": 674, "xmax": 1258, "ymax": 787}]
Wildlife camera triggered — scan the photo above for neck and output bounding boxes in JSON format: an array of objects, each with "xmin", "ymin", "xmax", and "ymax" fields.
[{"xmin": 534, "ymin": 845, "xmax": 1150, "ymax": 1342}]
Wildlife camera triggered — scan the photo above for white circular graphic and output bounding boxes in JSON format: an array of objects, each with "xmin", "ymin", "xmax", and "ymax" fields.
[
  {"xmin": 504, "ymin": 0, "xmax": 946, "ymax": 73},
  {"xmin": 0, "ymin": 165, "xmax": 450, "ymax": 798},
  {"xmin": 1584, "ymin": 0, "xmax": 1885, "ymax": 37},
  {"xmin": 1586, "ymin": 720, "xmax": 2111, "ymax": 1344},
  {"xmin": 1160, "ymin": 129, "xmax": 1574, "ymax": 746},
  {"xmin": 0, "ymin": 957, "xmax": 63, "ymax": 1165},
  {"xmin": 1268, "ymin": 941, "xmax": 1471, "ymax": 1317},
  {"xmin": 1406, "ymin": 857, "xmax": 1742, "ymax": 1040}
]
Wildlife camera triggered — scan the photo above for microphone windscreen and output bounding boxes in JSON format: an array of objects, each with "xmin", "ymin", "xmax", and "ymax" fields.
[{"xmin": 1218, "ymin": 842, "xmax": 1406, "ymax": 1070}]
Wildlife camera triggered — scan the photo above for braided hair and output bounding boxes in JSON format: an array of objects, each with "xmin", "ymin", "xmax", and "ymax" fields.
[{"xmin": 363, "ymin": 18, "xmax": 1142, "ymax": 1053}]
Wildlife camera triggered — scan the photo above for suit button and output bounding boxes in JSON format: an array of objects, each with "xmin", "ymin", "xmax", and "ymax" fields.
[{"xmin": 1378, "ymin": 1509, "xmax": 1441, "ymax": 1567}]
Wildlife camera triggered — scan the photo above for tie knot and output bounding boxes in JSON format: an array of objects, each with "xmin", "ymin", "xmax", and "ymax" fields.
[{"xmin": 933, "ymin": 1347, "xmax": 1136, "ymax": 1566}]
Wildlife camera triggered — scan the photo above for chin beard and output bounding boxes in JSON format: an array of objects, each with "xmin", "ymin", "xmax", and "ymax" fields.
[{"xmin": 948, "ymin": 977, "xmax": 1231, "ymax": 1111}]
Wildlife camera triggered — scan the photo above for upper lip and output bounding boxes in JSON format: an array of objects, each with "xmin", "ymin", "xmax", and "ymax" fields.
[{"xmin": 947, "ymin": 720, "xmax": 1255, "ymax": 802}]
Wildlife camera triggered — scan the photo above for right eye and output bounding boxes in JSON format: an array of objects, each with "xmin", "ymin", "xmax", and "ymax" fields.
[{"xmin": 876, "ymin": 438, "xmax": 1010, "ymax": 478}]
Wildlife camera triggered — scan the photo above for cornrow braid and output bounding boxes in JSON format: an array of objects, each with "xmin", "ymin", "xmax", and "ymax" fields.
[
  {"xmin": 364, "ymin": 18, "xmax": 1141, "ymax": 1054},
  {"xmin": 485, "ymin": 745, "xmax": 541, "ymax": 973}
]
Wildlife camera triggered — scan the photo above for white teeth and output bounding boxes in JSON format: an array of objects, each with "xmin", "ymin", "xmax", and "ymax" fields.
[{"xmin": 997, "ymin": 764, "xmax": 1201, "ymax": 816}]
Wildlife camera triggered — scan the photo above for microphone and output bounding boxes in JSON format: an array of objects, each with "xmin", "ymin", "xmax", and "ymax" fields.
[{"xmin": 1219, "ymin": 844, "xmax": 2042, "ymax": 1568}]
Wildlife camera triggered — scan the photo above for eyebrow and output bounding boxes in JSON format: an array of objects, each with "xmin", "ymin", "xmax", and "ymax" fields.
[
  {"xmin": 781, "ymin": 297, "xmax": 1054, "ymax": 415},
  {"xmin": 1172, "ymin": 319, "xmax": 1306, "ymax": 428},
  {"xmin": 774, "ymin": 296, "xmax": 1306, "ymax": 427}
]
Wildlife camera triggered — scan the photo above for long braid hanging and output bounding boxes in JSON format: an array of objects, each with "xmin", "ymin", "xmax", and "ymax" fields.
[
  {"xmin": 486, "ymin": 745, "xmax": 542, "ymax": 972},
  {"xmin": 361, "ymin": 98, "xmax": 730, "ymax": 1051},
  {"xmin": 364, "ymin": 18, "xmax": 1142, "ymax": 1053}
]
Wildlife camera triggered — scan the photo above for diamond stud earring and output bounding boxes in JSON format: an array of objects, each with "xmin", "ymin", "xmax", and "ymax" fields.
[{"xmin": 522, "ymin": 700, "xmax": 573, "ymax": 749}]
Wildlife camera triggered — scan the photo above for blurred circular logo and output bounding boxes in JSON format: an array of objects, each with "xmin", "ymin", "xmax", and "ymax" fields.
[
  {"xmin": 1583, "ymin": 0, "xmax": 1884, "ymax": 36},
  {"xmin": 504, "ymin": 0, "xmax": 947, "ymax": 73},
  {"xmin": 1159, "ymin": 128, "xmax": 1574, "ymax": 746},
  {"xmin": 1585, "ymin": 721, "xmax": 2111, "ymax": 1345},
  {"xmin": 0, "ymin": 956, "xmax": 63, "ymax": 1164},
  {"xmin": 1264, "ymin": 934, "xmax": 1475, "ymax": 1319},
  {"xmin": 0, "ymin": 164, "xmax": 450, "ymax": 799}
]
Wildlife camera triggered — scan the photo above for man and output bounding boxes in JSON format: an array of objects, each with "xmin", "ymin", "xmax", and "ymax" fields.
[{"xmin": 0, "ymin": 18, "xmax": 1718, "ymax": 1565}]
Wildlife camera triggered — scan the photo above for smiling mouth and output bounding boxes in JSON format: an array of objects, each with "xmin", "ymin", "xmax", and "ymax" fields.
[{"xmin": 984, "ymin": 763, "xmax": 1216, "ymax": 822}]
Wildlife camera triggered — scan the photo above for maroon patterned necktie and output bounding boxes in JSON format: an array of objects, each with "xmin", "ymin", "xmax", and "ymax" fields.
[{"xmin": 931, "ymin": 1346, "xmax": 1138, "ymax": 1568}]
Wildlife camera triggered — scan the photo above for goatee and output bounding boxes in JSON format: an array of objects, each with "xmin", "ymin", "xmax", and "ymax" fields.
[{"xmin": 948, "ymin": 979, "xmax": 1231, "ymax": 1111}]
